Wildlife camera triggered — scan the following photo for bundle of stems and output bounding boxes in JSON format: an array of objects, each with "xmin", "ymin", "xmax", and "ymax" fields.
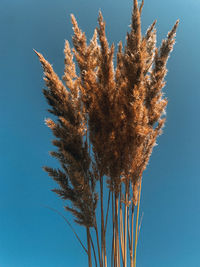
[{"xmin": 35, "ymin": 0, "xmax": 178, "ymax": 266}]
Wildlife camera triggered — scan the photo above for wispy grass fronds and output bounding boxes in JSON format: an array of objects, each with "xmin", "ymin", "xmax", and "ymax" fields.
[{"xmin": 35, "ymin": 0, "xmax": 178, "ymax": 266}]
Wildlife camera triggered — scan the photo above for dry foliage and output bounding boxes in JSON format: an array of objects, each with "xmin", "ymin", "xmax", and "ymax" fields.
[{"xmin": 35, "ymin": 0, "xmax": 178, "ymax": 266}]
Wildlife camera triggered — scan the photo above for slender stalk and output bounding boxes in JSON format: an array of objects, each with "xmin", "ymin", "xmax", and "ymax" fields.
[
  {"xmin": 95, "ymin": 217, "xmax": 102, "ymax": 267},
  {"xmin": 127, "ymin": 191, "xmax": 131, "ymax": 254},
  {"xmin": 119, "ymin": 188, "xmax": 124, "ymax": 266},
  {"xmin": 87, "ymin": 227, "xmax": 92, "ymax": 267},
  {"xmin": 124, "ymin": 182, "xmax": 129, "ymax": 267},
  {"xmin": 90, "ymin": 231, "xmax": 98, "ymax": 267},
  {"xmin": 127, "ymin": 204, "xmax": 131, "ymax": 252},
  {"xmin": 104, "ymin": 194, "xmax": 108, "ymax": 267},
  {"xmin": 45, "ymin": 206, "xmax": 88, "ymax": 254},
  {"xmin": 137, "ymin": 212, "xmax": 144, "ymax": 244},
  {"xmin": 111, "ymin": 192, "xmax": 116, "ymax": 267},
  {"xmin": 102, "ymin": 193, "xmax": 110, "ymax": 267},
  {"xmin": 105, "ymin": 253, "xmax": 108, "ymax": 267},
  {"xmin": 105, "ymin": 191, "xmax": 111, "ymax": 233},
  {"xmin": 115, "ymin": 192, "xmax": 120, "ymax": 267},
  {"xmin": 130, "ymin": 204, "xmax": 135, "ymax": 267},
  {"xmin": 100, "ymin": 176, "xmax": 107, "ymax": 267},
  {"xmin": 133, "ymin": 178, "xmax": 142, "ymax": 267}
]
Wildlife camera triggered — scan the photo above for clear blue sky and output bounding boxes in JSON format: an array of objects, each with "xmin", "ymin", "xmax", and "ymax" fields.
[{"xmin": 0, "ymin": 0, "xmax": 200, "ymax": 266}]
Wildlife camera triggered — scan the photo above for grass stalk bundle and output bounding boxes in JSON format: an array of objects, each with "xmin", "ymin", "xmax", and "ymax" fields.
[{"xmin": 35, "ymin": 0, "xmax": 178, "ymax": 266}]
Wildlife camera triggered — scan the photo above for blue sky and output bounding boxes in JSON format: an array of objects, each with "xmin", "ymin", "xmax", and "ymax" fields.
[{"xmin": 0, "ymin": 0, "xmax": 200, "ymax": 266}]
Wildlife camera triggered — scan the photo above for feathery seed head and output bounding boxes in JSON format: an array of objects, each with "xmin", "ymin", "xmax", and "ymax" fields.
[{"xmin": 35, "ymin": 0, "xmax": 178, "ymax": 226}]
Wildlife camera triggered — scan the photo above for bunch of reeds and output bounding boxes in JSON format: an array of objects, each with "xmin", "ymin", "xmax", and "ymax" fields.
[{"xmin": 35, "ymin": 0, "xmax": 178, "ymax": 266}]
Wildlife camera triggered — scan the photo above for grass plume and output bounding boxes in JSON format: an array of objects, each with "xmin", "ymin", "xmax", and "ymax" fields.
[{"xmin": 35, "ymin": 0, "xmax": 178, "ymax": 266}]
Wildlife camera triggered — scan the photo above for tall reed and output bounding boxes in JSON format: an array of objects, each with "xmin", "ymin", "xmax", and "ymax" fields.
[{"xmin": 35, "ymin": 0, "xmax": 178, "ymax": 266}]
